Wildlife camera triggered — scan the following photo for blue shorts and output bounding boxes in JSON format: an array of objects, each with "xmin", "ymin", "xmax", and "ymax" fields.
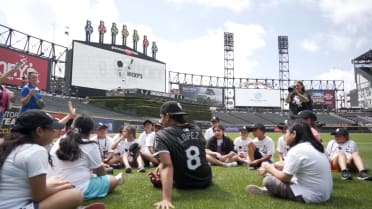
[{"xmin": 83, "ymin": 175, "xmax": 110, "ymax": 200}]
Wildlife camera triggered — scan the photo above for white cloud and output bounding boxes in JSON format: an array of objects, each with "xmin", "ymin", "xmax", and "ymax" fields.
[
  {"xmin": 318, "ymin": 68, "xmax": 355, "ymax": 92},
  {"xmin": 156, "ymin": 21, "xmax": 266, "ymax": 78},
  {"xmin": 167, "ymin": 0, "xmax": 251, "ymax": 12},
  {"xmin": 318, "ymin": 0, "xmax": 372, "ymax": 32},
  {"xmin": 301, "ymin": 39, "xmax": 320, "ymax": 52},
  {"xmin": 0, "ymin": 0, "xmax": 119, "ymax": 46},
  {"xmin": 301, "ymin": 32, "xmax": 354, "ymax": 53}
]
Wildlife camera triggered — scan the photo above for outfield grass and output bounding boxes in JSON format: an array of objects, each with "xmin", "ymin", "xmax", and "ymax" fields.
[{"xmin": 86, "ymin": 132, "xmax": 372, "ymax": 209}]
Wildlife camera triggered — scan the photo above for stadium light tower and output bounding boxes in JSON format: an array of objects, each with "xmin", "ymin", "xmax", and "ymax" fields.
[
  {"xmin": 278, "ymin": 36, "xmax": 290, "ymax": 112},
  {"xmin": 224, "ymin": 32, "xmax": 234, "ymax": 109}
]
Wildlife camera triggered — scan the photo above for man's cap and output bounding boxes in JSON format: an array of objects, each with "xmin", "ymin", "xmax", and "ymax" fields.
[
  {"xmin": 210, "ymin": 116, "xmax": 220, "ymax": 122},
  {"xmin": 143, "ymin": 119, "xmax": 153, "ymax": 126},
  {"xmin": 160, "ymin": 101, "xmax": 188, "ymax": 115},
  {"xmin": 330, "ymin": 128, "xmax": 349, "ymax": 136},
  {"xmin": 277, "ymin": 122, "xmax": 288, "ymax": 130},
  {"xmin": 12, "ymin": 110, "xmax": 64, "ymax": 133},
  {"xmin": 240, "ymin": 125, "xmax": 252, "ymax": 132},
  {"xmin": 251, "ymin": 123, "xmax": 266, "ymax": 132},
  {"xmin": 96, "ymin": 122, "xmax": 108, "ymax": 129},
  {"xmin": 294, "ymin": 110, "xmax": 317, "ymax": 121}
]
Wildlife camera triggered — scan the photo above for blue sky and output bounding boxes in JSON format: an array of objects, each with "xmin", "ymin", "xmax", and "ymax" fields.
[{"xmin": 1, "ymin": 0, "xmax": 371, "ymax": 91}]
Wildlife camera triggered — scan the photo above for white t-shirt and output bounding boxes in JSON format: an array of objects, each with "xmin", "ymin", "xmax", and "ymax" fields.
[
  {"xmin": 115, "ymin": 138, "xmax": 138, "ymax": 155},
  {"xmin": 233, "ymin": 136, "xmax": 252, "ymax": 154},
  {"xmin": 252, "ymin": 136, "xmax": 275, "ymax": 162},
  {"xmin": 277, "ymin": 135, "xmax": 289, "ymax": 160},
  {"xmin": 90, "ymin": 135, "xmax": 114, "ymax": 159},
  {"xmin": 0, "ymin": 144, "xmax": 48, "ymax": 209},
  {"xmin": 145, "ymin": 132, "xmax": 156, "ymax": 153},
  {"xmin": 138, "ymin": 131, "xmax": 152, "ymax": 153},
  {"xmin": 283, "ymin": 142, "xmax": 333, "ymax": 203},
  {"xmin": 48, "ymin": 138, "xmax": 102, "ymax": 193},
  {"xmin": 204, "ymin": 127, "xmax": 214, "ymax": 141},
  {"xmin": 326, "ymin": 139, "xmax": 358, "ymax": 160}
]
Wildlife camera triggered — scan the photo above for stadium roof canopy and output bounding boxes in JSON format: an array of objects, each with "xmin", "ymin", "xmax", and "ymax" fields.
[{"xmin": 352, "ymin": 49, "xmax": 372, "ymax": 65}]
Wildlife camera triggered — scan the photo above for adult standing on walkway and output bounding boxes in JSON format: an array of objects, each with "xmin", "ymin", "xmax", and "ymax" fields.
[
  {"xmin": 20, "ymin": 71, "xmax": 44, "ymax": 112},
  {"xmin": 285, "ymin": 81, "xmax": 312, "ymax": 122}
]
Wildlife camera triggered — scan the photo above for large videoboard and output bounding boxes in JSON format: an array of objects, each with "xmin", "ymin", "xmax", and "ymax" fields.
[
  {"xmin": 71, "ymin": 41, "xmax": 166, "ymax": 92},
  {"xmin": 235, "ymin": 88, "xmax": 281, "ymax": 107},
  {"xmin": 0, "ymin": 47, "xmax": 49, "ymax": 90}
]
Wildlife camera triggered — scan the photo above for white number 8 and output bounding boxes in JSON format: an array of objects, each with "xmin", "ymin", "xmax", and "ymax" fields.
[{"xmin": 185, "ymin": 146, "xmax": 201, "ymax": 170}]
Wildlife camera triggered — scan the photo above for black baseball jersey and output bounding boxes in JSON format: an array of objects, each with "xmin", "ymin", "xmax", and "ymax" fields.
[{"xmin": 154, "ymin": 123, "xmax": 212, "ymax": 189}]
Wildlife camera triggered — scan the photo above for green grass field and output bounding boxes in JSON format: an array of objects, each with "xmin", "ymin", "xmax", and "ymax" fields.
[{"xmin": 86, "ymin": 132, "xmax": 372, "ymax": 209}]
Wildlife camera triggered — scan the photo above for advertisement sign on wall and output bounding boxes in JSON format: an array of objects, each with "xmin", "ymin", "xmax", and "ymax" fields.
[
  {"xmin": 0, "ymin": 47, "xmax": 49, "ymax": 90},
  {"xmin": 308, "ymin": 89, "xmax": 335, "ymax": 109},
  {"xmin": 179, "ymin": 85, "xmax": 223, "ymax": 106},
  {"xmin": 235, "ymin": 89, "xmax": 281, "ymax": 107}
]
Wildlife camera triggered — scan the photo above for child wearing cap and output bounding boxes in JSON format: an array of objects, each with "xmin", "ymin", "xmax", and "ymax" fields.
[
  {"xmin": 231, "ymin": 125, "xmax": 252, "ymax": 164},
  {"xmin": 204, "ymin": 116, "xmax": 220, "ymax": 141},
  {"xmin": 0, "ymin": 110, "xmax": 83, "ymax": 209},
  {"xmin": 90, "ymin": 123, "xmax": 114, "ymax": 165},
  {"xmin": 138, "ymin": 119, "xmax": 160, "ymax": 167},
  {"xmin": 326, "ymin": 128, "xmax": 372, "ymax": 181},
  {"xmin": 247, "ymin": 123, "xmax": 275, "ymax": 170}
]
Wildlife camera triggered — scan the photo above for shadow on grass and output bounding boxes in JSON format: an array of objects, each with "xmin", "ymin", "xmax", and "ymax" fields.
[{"xmin": 173, "ymin": 182, "xmax": 232, "ymax": 202}]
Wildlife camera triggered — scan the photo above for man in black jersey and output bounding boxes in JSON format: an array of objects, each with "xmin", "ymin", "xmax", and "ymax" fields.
[{"xmin": 152, "ymin": 101, "xmax": 212, "ymax": 209}]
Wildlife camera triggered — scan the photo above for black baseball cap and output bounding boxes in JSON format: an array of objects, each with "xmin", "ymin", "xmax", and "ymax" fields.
[
  {"xmin": 251, "ymin": 123, "xmax": 266, "ymax": 132},
  {"xmin": 160, "ymin": 101, "xmax": 188, "ymax": 115},
  {"xmin": 12, "ymin": 110, "xmax": 64, "ymax": 133},
  {"xmin": 277, "ymin": 122, "xmax": 288, "ymax": 130},
  {"xmin": 143, "ymin": 119, "xmax": 153, "ymax": 126},
  {"xmin": 210, "ymin": 116, "xmax": 220, "ymax": 122},
  {"xmin": 294, "ymin": 110, "xmax": 317, "ymax": 121},
  {"xmin": 330, "ymin": 128, "xmax": 349, "ymax": 136},
  {"xmin": 240, "ymin": 125, "xmax": 252, "ymax": 132},
  {"xmin": 96, "ymin": 122, "xmax": 108, "ymax": 129}
]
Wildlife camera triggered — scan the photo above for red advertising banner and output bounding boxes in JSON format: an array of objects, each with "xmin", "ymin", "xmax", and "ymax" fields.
[
  {"xmin": 0, "ymin": 47, "xmax": 49, "ymax": 90},
  {"xmin": 323, "ymin": 90, "xmax": 335, "ymax": 109}
]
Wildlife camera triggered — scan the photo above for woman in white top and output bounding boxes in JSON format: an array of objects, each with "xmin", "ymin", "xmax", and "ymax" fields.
[
  {"xmin": 0, "ymin": 110, "xmax": 83, "ymax": 209},
  {"xmin": 246, "ymin": 122, "xmax": 333, "ymax": 204},
  {"xmin": 49, "ymin": 114, "xmax": 123, "ymax": 201}
]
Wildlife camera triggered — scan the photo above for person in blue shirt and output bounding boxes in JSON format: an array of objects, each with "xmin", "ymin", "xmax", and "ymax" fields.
[{"xmin": 20, "ymin": 71, "xmax": 44, "ymax": 112}]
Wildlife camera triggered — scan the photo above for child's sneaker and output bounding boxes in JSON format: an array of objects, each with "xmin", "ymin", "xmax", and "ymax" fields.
[
  {"xmin": 341, "ymin": 169, "xmax": 352, "ymax": 180},
  {"xmin": 115, "ymin": 172, "xmax": 124, "ymax": 185},
  {"xmin": 358, "ymin": 170, "xmax": 372, "ymax": 181},
  {"xmin": 138, "ymin": 166, "xmax": 146, "ymax": 173},
  {"xmin": 245, "ymin": 185, "xmax": 269, "ymax": 196},
  {"xmin": 125, "ymin": 167, "xmax": 132, "ymax": 173}
]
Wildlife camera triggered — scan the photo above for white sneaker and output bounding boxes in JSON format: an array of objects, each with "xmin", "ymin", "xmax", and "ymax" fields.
[
  {"xmin": 115, "ymin": 173, "xmax": 124, "ymax": 185},
  {"xmin": 224, "ymin": 162, "xmax": 238, "ymax": 167},
  {"xmin": 245, "ymin": 185, "xmax": 269, "ymax": 196}
]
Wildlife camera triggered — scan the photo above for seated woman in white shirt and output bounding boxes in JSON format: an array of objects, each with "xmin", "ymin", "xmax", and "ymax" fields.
[
  {"xmin": 246, "ymin": 122, "xmax": 333, "ymax": 204},
  {"xmin": 49, "ymin": 114, "xmax": 123, "ymax": 201},
  {"xmin": 0, "ymin": 110, "xmax": 83, "ymax": 209}
]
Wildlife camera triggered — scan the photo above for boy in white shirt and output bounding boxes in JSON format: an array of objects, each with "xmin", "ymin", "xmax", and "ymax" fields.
[
  {"xmin": 247, "ymin": 123, "xmax": 275, "ymax": 169},
  {"xmin": 232, "ymin": 125, "xmax": 252, "ymax": 164}
]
